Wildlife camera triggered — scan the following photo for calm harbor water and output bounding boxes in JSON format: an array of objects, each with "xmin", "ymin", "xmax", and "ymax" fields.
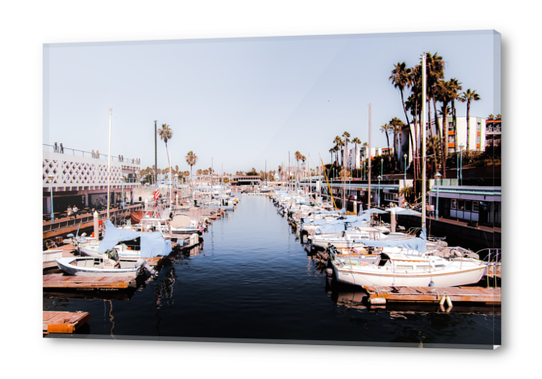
[{"xmin": 43, "ymin": 194, "xmax": 500, "ymax": 348}]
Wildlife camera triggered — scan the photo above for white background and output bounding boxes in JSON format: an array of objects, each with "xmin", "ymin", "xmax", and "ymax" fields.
[{"xmin": 0, "ymin": 0, "xmax": 535, "ymax": 377}]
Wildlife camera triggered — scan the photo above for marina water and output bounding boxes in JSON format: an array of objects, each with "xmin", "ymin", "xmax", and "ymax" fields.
[{"xmin": 44, "ymin": 194, "xmax": 500, "ymax": 347}]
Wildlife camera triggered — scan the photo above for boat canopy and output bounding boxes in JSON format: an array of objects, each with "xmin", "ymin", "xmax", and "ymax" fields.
[
  {"xmin": 360, "ymin": 229, "xmax": 427, "ymax": 252},
  {"xmin": 98, "ymin": 220, "xmax": 172, "ymax": 257}
]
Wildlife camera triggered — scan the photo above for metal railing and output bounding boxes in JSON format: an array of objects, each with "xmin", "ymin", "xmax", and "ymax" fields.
[{"xmin": 44, "ymin": 143, "xmax": 141, "ymax": 165}]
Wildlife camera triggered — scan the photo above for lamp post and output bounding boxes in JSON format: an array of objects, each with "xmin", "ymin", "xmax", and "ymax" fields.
[
  {"xmin": 121, "ymin": 175, "xmax": 125, "ymax": 209},
  {"xmin": 435, "ymin": 172, "xmax": 441, "ymax": 220},
  {"xmin": 381, "ymin": 158, "xmax": 384, "ymax": 178},
  {"xmin": 174, "ymin": 174, "xmax": 179, "ymax": 206},
  {"xmin": 377, "ymin": 175, "xmax": 381, "ymax": 208},
  {"xmin": 48, "ymin": 174, "xmax": 55, "ymax": 223},
  {"xmin": 459, "ymin": 143, "xmax": 465, "ymax": 186},
  {"xmin": 403, "ymin": 153, "xmax": 407, "ymax": 187}
]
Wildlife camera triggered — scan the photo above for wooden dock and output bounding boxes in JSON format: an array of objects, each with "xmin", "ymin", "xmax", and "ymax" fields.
[
  {"xmin": 43, "ymin": 274, "xmax": 137, "ymax": 290},
  {"xmin": 364, "ymin": 285, "xmax": 501, "ymax": 306},
  {"xmin": 43, "ymin": 311, "xmax": 90, "ymax": 335}
]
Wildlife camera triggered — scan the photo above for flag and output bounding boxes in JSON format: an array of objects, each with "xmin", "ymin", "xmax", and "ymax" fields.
[{"xmin": 154, "ymin": 187, "xmax": 160, "ymax": 201}]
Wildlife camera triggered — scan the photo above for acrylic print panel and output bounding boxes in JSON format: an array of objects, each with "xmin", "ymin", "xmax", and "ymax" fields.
[{"xmin": 42, "ymin": 30, "xmax": 501, "ymax": 349}]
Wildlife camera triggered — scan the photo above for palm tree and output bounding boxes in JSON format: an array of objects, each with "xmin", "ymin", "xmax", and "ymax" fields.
[
  {"xmin": 158, "ymin": 124, "xmax": 173, "ymax": 200},
  {"xmin": 342, "ymin": 131, "xmax": 350, "ymax": 169},
  {"xmin": 380, "ymin": 123, "xmax": 391, "ymax": 155},
  {"xmin": 390, "ymin": 62, "xmax": 414, "ymax": 160},
  {"xmin": 351, "ymin": 137, "xmax": 362, "ymax": 172},
  {"xmin": 333, "ymin": 136, "xmax": 344, "ymax": 165},
  {"xmin": 448, "ymin": 78, "xmax": 462, "ymax": 152},
  {"xmin": 459, "ymin": 89, "xmax": 482, "ymax": 151},
  {"xmin": 186, "ymin": 151, "xmax": 198, "ymax": 187},
  {"xmin": 389, "ymin": 117, "xmax": 404, "ymax": 171}
]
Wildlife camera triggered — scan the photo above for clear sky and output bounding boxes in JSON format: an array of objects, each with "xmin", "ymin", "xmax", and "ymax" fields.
[{"xmin": 43, "ymin": 30, "xmax": 500, "ymax": 175}]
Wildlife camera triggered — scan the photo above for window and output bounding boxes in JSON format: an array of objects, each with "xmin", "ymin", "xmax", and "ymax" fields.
[
  {"xmin": 473, "ymin": 201, "xmax": 479, "ymax": 213},
  {"xmin": 451, "ymin": 199, "xmax": 457, "ymax": 209}
]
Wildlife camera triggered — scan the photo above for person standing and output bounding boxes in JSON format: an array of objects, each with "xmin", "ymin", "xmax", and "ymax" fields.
[
  {"xmin": 67, "ymin": 205, "xmax": 72, "ymax": 219},
  {"xmin": 72, "ymin": 205, "xmax": 78, "ymax": 218}
]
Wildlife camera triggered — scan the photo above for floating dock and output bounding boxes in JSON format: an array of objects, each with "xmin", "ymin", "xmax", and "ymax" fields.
[
  {"xmin": 43, "ymin": 274, "xmax": 138, "ymax": 290},
  {"xmin": 364, "ymin": 285, "xmax": 501, "ymax": 306},
  {"xmin": 43, "ymin": 311, "xmax": 90, "ymax": 335}
]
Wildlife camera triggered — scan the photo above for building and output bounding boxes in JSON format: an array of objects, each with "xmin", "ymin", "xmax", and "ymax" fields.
[
  {"xmin": 399, "ymin": 116, "xmax": 488, "ymax": 170},
  {"xmin": 43, "ymin": 144, "xmax": 141, "ymax": 218},
  {"xmin": 485, "ymin": 117, "xmax": 501, "ymax": 150},
  {"xmin": 429, "ymin": 184, "xmax": 501, "ymax": 227}
]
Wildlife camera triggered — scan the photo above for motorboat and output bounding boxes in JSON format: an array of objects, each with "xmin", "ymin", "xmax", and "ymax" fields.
[
  {"xmin": 55, "ymin": 254, "xmax": 156, "ymax": 277},
  {"xmin": 75, "ymin": 220, "xmax": 172, "ymax": 259}
]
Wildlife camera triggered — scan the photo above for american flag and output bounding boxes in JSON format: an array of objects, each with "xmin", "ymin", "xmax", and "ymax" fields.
[{"xmin": 154, "ymin": 186, "xmax": 160, "ymax": 201}]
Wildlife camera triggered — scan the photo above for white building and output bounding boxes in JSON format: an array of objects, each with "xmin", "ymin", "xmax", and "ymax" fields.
[
  {"xmin": 43, "ymin": 145, "xmax": 141, "ymax": 217},
  {"xmin": 399, "ymin": 116, "xmax": 488, "ymax": 169}
]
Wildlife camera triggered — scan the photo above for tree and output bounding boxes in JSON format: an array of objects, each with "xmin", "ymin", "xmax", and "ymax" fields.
[
  {"xmin": 351, "ymin": 137, "xmax": 362, "ymax": 172},
  {"xmin": 389, "ymin": 117, "xmax": 405, "ymax": 171},
  {"xmin": 390, "ymin": 62, "xmax": 414, "ymax": 161},
  {"xmin": 342, "ymin": 131, "xmax": 350, "ymax": 169},
  {"xmin": 333, "ymin": 136, "xmax": 344, "ymax": 165},
  {"xmin": 459, "ymin": 89, "xmax": 481, "ymax": 151},
  {"xmin": 380, "ymin": 123, "xmax": 391, "ymax": 155},
  {"xmin": 186, "ymin": 151, "xmax": 198, "ymax": 186}
]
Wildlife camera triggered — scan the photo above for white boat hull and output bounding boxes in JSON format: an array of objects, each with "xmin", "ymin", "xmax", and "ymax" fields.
[
  {"xmin": 55, "ymin": 257, "xmax": 153, "ymax": 277},
  {"xmin": 332, "ymin": 258, "xmax": 487, "ymax": 288}
]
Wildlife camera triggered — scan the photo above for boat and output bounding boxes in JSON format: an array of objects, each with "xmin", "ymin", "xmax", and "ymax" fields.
[
  {"xmin": 327, "ymin": 235, "xmax": 488, "ymax": 288},
  {"xmin": 55, "ymin": 254, "xmax": 156, "ymax": 277},
  {"xmin": 75, "ymin": 220, "xmax": 173, "ymax": 258}
]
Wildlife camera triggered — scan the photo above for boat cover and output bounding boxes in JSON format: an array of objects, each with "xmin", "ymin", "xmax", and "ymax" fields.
[
  {"xmin": 359, "ymin": 228, "xmax": 427, "ymax": 252},
  {"xmin": 98, "ymin": 220, "xmax": 172, "ymax": 257}
]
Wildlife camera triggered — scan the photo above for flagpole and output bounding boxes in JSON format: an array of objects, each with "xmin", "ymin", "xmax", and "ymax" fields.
[{"xmin": 107, "ymin": 108, "xmax": 112, "ymax": 220}]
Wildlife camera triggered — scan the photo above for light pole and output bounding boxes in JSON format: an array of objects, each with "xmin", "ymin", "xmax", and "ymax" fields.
[
  {"xmin": 48, "ymin": 174, "xmax": 55, "ymax": 223},
  {"xmin": 403, "ymin": 153, "xmax": 407, "ymax": 187},
  {"xmin": 121, "ymin": 175, "xmax": 125, "ymax": 209},
  {"xmin": 174, "ymin": 174, "xmax": 178, "ymax": 205},
  {"xmin": 381, "ymin": 158, "xmax": 384, "ymax": 178},
  {"xmin": 435, "ymin": 172, "xmax": 441, "ymax": 220},
  {"xmin": 377, "ymin": 175, "xmax": 381, "ymax": 208},
  {"xmin": 459, "ymin": 143, "xmax": 465, "ymax": 186}
]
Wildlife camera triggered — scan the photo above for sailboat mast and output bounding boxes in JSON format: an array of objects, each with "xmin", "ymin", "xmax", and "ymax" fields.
[
  {"xmin": 107, "ymin": 108, "xmax": 112, "ymax": 219},
  {"xmin": 368, "ymin": 103, "xmax": 372, "ymax": 211},
  {"xmin": 421, "ymin": 53, "xmax": 427, "ymax": 230}
]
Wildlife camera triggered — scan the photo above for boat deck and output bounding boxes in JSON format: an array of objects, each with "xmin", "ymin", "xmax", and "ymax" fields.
[{"xmin": 43, "ymin": 311, "xmax": 90, "ymax": 335}]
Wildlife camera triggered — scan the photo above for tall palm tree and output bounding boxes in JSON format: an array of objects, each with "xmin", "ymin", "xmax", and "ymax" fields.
[
  {"xmin": 380, "ymin": 123, "xmax": 391, "ymax": 155},
  {"xmin": 447, "ymin": 78, "xmax": 462, "ymax": 152},
  {"xmin": 459, "ymin": 89, "xmax": 482, "ymax": 151},
  {"xmin": 186, "ymin": 150, "xmax": 198, "ymax": 187},
  {"xmin": 294, "ymin": 151, "xmax": 302, "ymax": 180},
  {"xmin": 342, "ymin": 131, "xmax": 350, "ymax": 168},
  {"xmin": 333, "ymin": 136, "xmax": 344, "ymax": 165},
  {"xmin": 390, "ymin": 62, "xmax": 414, "ymax": 160},
  {"xmin": 389, "ymin": 117, "xmax": 404, "ymax": 171},
  {"xmin": 158, "ymin": 124, "xmax": 173, "ymax": 199},
  {"xmin": 351, "ymin": 137, "xmax": 362, "ymax": 172}
]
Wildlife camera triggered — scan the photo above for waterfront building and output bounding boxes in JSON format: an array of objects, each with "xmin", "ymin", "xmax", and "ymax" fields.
[
  {"xmin": 399, "ymin": 116, "xmax": 489, "ymax": 170},
  {"xmin": 230, "ymin": 175, "xmax": 261, "ymax": 186},
  {"xmin": 429, "ymin": 183, "xmax": 501, "ymax": 227},
  {"xmin": 43, "ymin": 144, "xmax": 141, "ymax": 219}
]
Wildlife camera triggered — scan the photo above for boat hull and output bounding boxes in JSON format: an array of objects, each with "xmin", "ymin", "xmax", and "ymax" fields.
[
  {"xmin": 332, "ymin": 261, "xmax": 487, "ymax": 288},
  {"xmin": 54, "ymin": 257, "xmax": 145, "ymax": 277}
]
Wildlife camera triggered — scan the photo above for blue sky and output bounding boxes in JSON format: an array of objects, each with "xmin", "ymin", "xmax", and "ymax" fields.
[{"xmin": 43, "ymin": 30, "xmax": 500, "ymax": 174}]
